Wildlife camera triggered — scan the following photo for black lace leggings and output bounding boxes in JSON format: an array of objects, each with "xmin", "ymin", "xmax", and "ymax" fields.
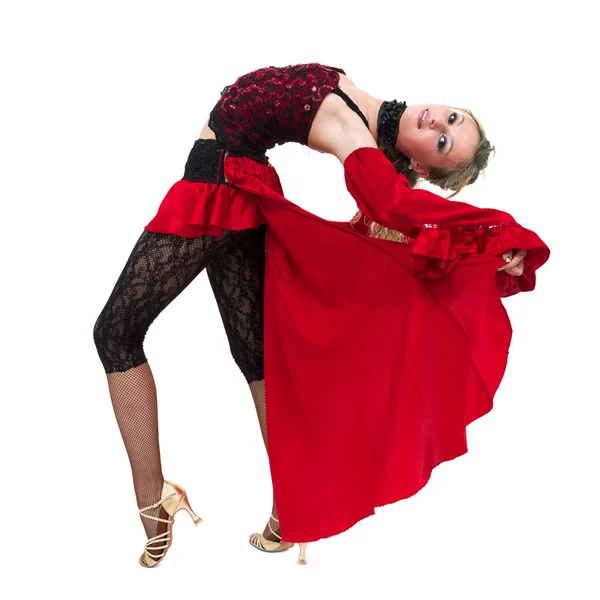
[
  {"xmin": 93, "ymin": 225, "xmax": 266, "ymax": 382},
  {"xmin": 93, "ymin": 225, "xmax": 267, "ymax": 541}
]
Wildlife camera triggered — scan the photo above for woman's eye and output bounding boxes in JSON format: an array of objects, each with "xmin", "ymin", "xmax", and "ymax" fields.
[
  {"xmin": 448, "ymin": 112, "xmax": 457, "ymax": 125},
  {"xmin": 438, "ymin": 134, "xmax": 447, "ymax": 151}
]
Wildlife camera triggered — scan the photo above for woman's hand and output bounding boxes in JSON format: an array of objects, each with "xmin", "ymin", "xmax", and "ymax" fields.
[{"xmin": 498, "ymin": 249, "xmax": 528, "ymax": 276}]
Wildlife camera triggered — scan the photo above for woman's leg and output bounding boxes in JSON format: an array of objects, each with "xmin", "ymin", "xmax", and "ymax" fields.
[
  {"xmin": 206, "ymin": 225, "xmax": 283, "ymax": 542},
  {"xmin": 247, "ymin": 379, "xmax": 282, "ymax": 541},
  {"xmin": 93, "ymin": 229, "xmax": 234, "ymax": 540}
]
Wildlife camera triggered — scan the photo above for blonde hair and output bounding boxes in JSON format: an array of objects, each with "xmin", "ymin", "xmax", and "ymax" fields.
[
  {"xmin": 427, "ymin": 108, "xmax": 495, "ymax": 198},
  {"xmin": 351, "ymin": 108, "xmax": 495, "ymax": 242}
]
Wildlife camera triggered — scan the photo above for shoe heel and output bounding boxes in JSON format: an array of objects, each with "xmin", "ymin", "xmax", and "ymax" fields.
[
  {"xmin": 297, "ymin": 543, "xmax": 308, "ymax": 565},
  {"xmin": 178, "ymin": 494, "xmax": 203, "ymax": 525}
]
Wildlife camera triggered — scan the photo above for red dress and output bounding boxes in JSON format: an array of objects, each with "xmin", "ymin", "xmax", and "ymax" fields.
[{"xmin": 145, "ymin": 64, "xmax": 550, "ymax": 542}]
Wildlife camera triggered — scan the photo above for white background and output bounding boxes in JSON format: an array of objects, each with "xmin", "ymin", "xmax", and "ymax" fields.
[{"xmin": 1, "ymin": 1, "xmax": 598, "ymax": 598}]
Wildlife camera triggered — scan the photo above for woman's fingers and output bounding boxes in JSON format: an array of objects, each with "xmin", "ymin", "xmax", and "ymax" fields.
[
  {"xmin": 498, "ymin": 249, "xmax": 527, "ymax": 275},
  {"xmin": 505, "ymin": 262, "xmax": 525, "ymax": 276}
]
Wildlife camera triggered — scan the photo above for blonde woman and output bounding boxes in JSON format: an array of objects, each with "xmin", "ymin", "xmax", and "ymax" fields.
[{"xmin": 94, "ymin": 63, "xmax": 526, "ymax": 568}]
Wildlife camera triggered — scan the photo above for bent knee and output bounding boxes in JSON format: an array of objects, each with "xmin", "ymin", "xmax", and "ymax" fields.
[{"xmin": 93, "ymin": 312, "xmax": 146, "ymax": 373}]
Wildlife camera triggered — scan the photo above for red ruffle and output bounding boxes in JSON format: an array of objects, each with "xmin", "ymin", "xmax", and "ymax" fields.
[
  {"xmin": 144, "ymin": 156, "xmax": 283, "ymax": 238},
  {"xmin": 411, "ymin": 222, "xmax": 551, "ymax": 283}
]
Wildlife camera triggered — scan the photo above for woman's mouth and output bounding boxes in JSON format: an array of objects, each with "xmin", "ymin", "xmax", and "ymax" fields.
[{"xmin": 418, "ymin": 109, "xmax": 429, "ymax": 129}]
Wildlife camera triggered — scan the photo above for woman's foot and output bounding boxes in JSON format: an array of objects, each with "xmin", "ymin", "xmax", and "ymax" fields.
[
  {"xmin": 262, "ymin": 513, "xmax": 282, "ymax": 542},
  {"xmin": 138, "ymin": 480, "xmax": 202, "ymax": 567},
  {"xmin": 249, "ymin": 512, "xmax": 294, "ymax": 553}
]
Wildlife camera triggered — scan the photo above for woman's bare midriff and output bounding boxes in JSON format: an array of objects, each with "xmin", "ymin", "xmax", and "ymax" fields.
[{"xmin": 198, "ymin": 120, "xmax": 216, "ymax": 140}]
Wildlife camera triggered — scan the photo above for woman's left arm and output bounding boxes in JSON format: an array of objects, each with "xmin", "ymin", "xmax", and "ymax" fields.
[{"xmin": 343, "ymin": 146, "xmax": 550, "ymax": 281}]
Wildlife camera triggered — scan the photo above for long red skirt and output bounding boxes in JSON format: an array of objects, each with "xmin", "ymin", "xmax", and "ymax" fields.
[{"xmin": 146, "ymin": 151, "xmax": 550, "ymax": 542}]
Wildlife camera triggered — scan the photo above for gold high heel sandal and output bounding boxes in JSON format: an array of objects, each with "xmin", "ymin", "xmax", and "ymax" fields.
[
  {"xmin": 249, "ymin": 514, "xmax": 294, "ymax": 554},
  {"xmin": 249, "ymin": 515, "xmax": 309, "ymax": 565},
  {"xmin": 138, "ymin": 479, "xmax": 202, "ymax": 568}
]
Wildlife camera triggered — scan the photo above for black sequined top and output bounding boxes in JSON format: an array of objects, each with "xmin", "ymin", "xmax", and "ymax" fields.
[{"xmin": 208, "ymin": 63, "xmax": 346, "ymax": 162}]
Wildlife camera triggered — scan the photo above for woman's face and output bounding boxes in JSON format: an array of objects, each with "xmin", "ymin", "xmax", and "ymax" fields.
[{"xmin": 396, "ymin": 104, "xmax": 480, "ymax": 176}]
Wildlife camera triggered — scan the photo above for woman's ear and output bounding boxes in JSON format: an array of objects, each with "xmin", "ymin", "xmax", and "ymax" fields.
[{"xmin": 410, "ymin": 159, "xmax": 429, "ymax": 178}]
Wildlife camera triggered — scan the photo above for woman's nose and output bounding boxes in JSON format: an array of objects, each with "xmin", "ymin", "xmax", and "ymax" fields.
[{"xmin": 429, "ymin": 117, "xmax": 446, "ymax": 132}]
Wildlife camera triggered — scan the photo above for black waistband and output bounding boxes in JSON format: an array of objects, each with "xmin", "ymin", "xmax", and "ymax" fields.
[{"xmin": 182, "ymin": 139, "xmax": 227, "ymax": 184}]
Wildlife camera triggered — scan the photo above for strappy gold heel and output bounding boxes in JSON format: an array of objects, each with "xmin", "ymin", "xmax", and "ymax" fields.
[
  {"xmin": 249, "ymin": 514, "xmax": 294, "ymax": 554},
  {"xmin": 138, "ymin": 479, "xmax": 202, "ymax": 568},
  {"xmin": 249, "ymin": 515, "xmax": 309, "ymax": 564}
]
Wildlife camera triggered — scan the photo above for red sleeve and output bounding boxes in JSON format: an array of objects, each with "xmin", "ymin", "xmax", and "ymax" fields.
[{"xmin": 344, "ymin": 147, "xmax": 550, "ymax": 283}]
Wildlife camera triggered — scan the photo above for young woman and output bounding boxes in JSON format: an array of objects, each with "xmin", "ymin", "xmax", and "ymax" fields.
[{"xmin": 94, "ymin": 63, "xmax": 543, "ymax": 568}]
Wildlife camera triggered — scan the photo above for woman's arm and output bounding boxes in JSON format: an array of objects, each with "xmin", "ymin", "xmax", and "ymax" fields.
[
  {"xmin": 343, "ymin": 147, "xmax": 549, "ymax": 281},
  {"xmin": 344, "ymin": 146, "xmax": 515, "ymax": 238}
]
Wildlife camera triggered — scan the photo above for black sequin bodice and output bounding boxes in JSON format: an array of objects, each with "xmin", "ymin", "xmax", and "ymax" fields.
[{"xmin": 208, "ymin": 63, "xmax": 346, "ymax": 161}]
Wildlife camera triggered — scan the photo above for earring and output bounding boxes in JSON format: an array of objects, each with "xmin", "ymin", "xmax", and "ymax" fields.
[{"xmin": 408, "ymin": 164, "xmax": 413, "ymax": 170}]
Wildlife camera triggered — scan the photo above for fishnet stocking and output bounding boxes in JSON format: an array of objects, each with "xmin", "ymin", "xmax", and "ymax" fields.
[
  {"xmin": 107, "ymin": 363, "xmax": 167, "ymax": 539},
  {"xmin": 249, "ymin": 379, "xmax": 281, "ymax": 542},
  {"xmin": 249, "ymin": 379, "xmax": 267, "ymax": 447}
]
